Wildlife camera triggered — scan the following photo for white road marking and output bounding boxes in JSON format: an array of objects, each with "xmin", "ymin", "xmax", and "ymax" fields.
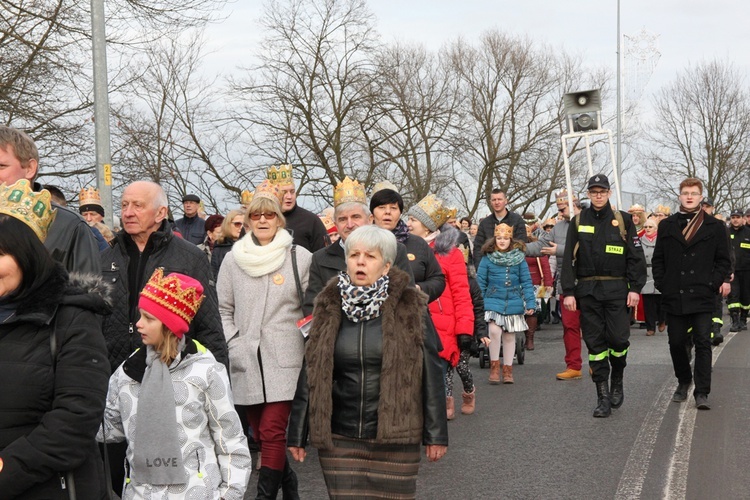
[{"xmin": 614, "ymin": 332, "xmax": 734, "ymax": 499}]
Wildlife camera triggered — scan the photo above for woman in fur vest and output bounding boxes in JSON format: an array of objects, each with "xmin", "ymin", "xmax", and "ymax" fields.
[
  {"xmin": 0, "ymin": 181, "xmax": 111, "ymax": 498},
  {"xmin": 217, "ymin": 183, "xmax": 311, "ymax": 499},
  {"xmin": 287, "ymin": 225, "xmax": 448, "ymax": 499},
  {"xmin": 406, "ymin": 195, "xmax": 489, "ymax": 420}
]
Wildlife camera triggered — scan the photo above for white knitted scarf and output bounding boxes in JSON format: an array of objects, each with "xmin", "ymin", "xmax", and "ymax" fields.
[{"xmin": 231, "ymin": 228, "xmax": 293, "ymax": 277}]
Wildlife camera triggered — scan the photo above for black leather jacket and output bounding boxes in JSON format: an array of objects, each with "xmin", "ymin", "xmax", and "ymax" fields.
[{"xmin": 288, "ymin": 269, "xmax": 448, "ymax": 448}]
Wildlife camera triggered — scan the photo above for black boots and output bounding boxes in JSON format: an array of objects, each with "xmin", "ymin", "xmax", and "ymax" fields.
[
  {"xmin": 256, "ymin": 466, "xmax": 283, "ymax": 500},
  {"xmin": 711, "ymin": 322, "xmax": 724, "ymax": 346},
  {"xmin": 593, "ymin": 380, "xmax": 612, "ymax": 418},
  {"xmin": 741, "ymin": 311, "xmax": 748, "ymax": 331},
  {"xmin": 610, "ymin": 375, "xmax": 624, "ymax": 409},
  {"xmin": 730, "ymin": 311, "xmax": 741, "ymax": 332},
  {"xmin": 281, "ymin": 459, "xmax": 300, "ymax": 500}
]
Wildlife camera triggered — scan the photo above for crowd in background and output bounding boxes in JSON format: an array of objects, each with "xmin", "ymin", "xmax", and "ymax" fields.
[{"xmin": 1, "ymin": 121, "xmax": 749, "ymax": 499}]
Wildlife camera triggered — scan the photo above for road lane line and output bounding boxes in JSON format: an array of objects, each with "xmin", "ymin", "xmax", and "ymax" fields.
[
  {"xmin": 614, "ymin": 378, "xmax": 674, "ymax": 499},
  {"xmin": 662, "ymin": 332, "xmax": 734, "ymax": 499}
]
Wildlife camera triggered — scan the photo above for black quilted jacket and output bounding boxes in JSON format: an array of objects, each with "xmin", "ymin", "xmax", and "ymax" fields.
[{"xmin": 100, "ymin": 222, "xmax": 228, "ymax": 372}]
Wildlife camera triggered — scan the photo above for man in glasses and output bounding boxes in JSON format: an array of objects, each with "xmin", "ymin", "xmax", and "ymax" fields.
[
  {"xmin": 560, "ymin": 174, "xmax": 646, "ymax": 418},
  {"xmin": 652, "ymin": 178, "xmax": 731, "ymax": 410}
]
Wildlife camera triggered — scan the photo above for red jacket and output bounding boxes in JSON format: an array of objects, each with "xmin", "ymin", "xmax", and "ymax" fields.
[
  {"xmin": 429, "ymin": 229, "xmax": 474, "ymax": 366},
  {"xmin": 525, "ymin": 256, "xmax": 553, "ymax": 287}
]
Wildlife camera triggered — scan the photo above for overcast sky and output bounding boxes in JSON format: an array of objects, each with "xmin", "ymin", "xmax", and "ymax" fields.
[
  {"xmin": 205, "ymin": 0, "xmax": 749, "ymax": 96},
  {"xmin": 201, "ymin": 0, "xmax": 749, "ymax": 202}
]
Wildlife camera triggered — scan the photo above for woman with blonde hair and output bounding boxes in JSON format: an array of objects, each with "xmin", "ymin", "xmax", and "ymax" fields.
[
  {"xmin": 211, "ymin": 209, "xmax": 245, "ymax": 281},
  {"xmin": 217, "ymin": 183, "xmax": 311, "ymax": 498}
]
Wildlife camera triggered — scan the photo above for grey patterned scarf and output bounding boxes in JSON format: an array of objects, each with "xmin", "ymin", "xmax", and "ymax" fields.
[
  {"xmin": 337, "ymin": 272, "xmax": 390, "ymax": 323},
  {"xmin": 132, "ymin": 345, "xmax": 186, "ymax": 485}
]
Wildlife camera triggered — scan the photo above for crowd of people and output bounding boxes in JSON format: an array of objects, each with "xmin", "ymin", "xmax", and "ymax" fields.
[{"xmin": 0, "ymin": 121, "xmax": 748, "ymax": 498}]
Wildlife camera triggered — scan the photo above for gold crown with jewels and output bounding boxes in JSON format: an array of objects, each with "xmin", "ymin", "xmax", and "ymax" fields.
[
  {"xmin": 494, "ymin": 223, "xmax": 513, "ymax": 238},
  {"xmin": 333, "ymin": 176, "xmax": 367, "ymax": 207},
  {"xmin": 79, "ymin": 186, "xmax": 102, "ymax": 207},
  {"xmin": 267, "ymin": 164, "xmax": 294, "ymax": 185},
  {"xmin": 0, "ymin": 179, "xmax": 57, "ymax": 241}
]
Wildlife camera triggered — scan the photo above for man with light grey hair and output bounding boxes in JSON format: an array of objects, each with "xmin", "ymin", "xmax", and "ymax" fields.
[
  {"xmin": 302, "ymin": 179, "xmax": 414, "ymax": 316},
  {"xmin": 99, "ymin": 180, "xmax": 229, "ymax": 496}
]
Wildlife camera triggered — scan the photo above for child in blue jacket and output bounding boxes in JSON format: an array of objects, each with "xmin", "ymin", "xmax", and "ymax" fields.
[{"xmin": 477, "ymin": 223, "xmax": 536, "ymax": 384}]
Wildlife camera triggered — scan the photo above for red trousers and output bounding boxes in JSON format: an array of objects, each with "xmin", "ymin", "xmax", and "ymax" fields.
[
  {"xmin": 561, "ymin": 295, "xmax": 582, "ymax": 371},
  {"xmin": 246, "ymin": 401, "xmax": 292, "ymax": 471}
]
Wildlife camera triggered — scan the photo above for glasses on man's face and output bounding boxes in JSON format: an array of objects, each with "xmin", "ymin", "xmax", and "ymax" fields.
[
  {"xmin": 558, "ymin": 207, "xmax": 566, "ymax": 213},
  {"xmin": 232, "ymin": 222, "xmax": 243, "ymax": 228},
  {"xmin": 680, "ymin": 191, "xmax": 701, "ymax": 197},
  {"xmin": 249, "ymin": 212, "xmax": 277, "ymax": 221},
  {"xmin": 588, "ymin": 190, "xmax": 608, "ymax": 197}
]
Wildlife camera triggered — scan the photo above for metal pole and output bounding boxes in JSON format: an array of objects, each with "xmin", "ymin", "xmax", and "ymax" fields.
[
  {"xmin": 91, "ymin": 0, "xmax": 113, "ymax": 228},
  {"xmin": 616, "ymin": 0, "xmax": 622, "ymax": 194}
]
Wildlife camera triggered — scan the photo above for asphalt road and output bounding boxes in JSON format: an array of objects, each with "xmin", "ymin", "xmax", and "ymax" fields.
[{"xmin": 245, "ymin": 318, "xmax": 750, "ymax": 499}]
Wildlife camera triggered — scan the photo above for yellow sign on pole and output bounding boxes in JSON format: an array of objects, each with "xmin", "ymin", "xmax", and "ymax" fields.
[{"xmin": 104, "ymin": 163, "xmax": 112, "ymax": 185}]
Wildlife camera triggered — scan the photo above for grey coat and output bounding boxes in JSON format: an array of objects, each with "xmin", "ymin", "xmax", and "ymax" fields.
[
  {"xmin": 526, "ymin": 218, "xmax": 570, "ymax": 295},
  {"xmin": 217, "ymin": 245, "xmax": 312, "ymax": 405},
  {"xmin": 640, "ymin": 236, "xmax": 659, "ymax": 295}
]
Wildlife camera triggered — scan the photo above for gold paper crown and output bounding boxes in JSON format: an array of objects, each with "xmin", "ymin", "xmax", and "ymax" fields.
[
  {"xmin": 653, "ymin": 204, "xmax": 671, "ymax": 215},
  {"xmin": 555, "ymin": 189, "xmax": 578, "ymax": 205},
  {"xmin": 494, "ymin": 223, "xmax": 513, "ymax": 238},
  {"xmin": 267, "ymin": 164, "xmax": 294, "ymax": 185},
  {"xmin": 0, "ymin": 180, "xmax": 57, "ymax": 242},
  {"xmin": 411, "ymin": 193, "xmax": 452, "ymax": 232},
  {"xmin": 628, "ymin": 204, "xmax": 645, "ymax": 214},
  {"xmin": 254, "ymin": 180, "xmax": 282, "ymax": 203},
  {"xmin": 333, "ymin": 176, "xmax": 366, "ymax": 207},
  {"xmin": 140, "ymin": 268, "xmax": 205, "ymax": 324},
  {"xmin": 79, "ymin": 186, "xmax": 102, "ymax": 207},
  {"xmin": 240, "ymin": 189, "xmax": 253, "ymax": 205},
  {"xmin": 319, "ymin": 215, "xmax": 337, "ymax": 234},
  {"xmin": 447, "ymin": 207, "xmax": 458, "ymax": 219},
  {"xmin": 370, "ymin": 180, "xmax": 399, "ymax": 197}
]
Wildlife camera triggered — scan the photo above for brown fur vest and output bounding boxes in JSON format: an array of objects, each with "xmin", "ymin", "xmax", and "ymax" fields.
[{"xmin": 306, "ymin": 267, "xmax": 428, "ymax": 450}]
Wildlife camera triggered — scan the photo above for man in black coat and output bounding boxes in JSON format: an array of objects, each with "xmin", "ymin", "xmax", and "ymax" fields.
[
  {"xmin": 652, "ymin": 178, "xmax": 732, "ymax": 410},
  {"xmin": 268, "ymin": 164, "xmax": 329, "ymax": 253},
  {"xmin": 0, "ymin": 126, "xmax": 100, "ymax": 273},
  {"xmin": 472, "ymin": 188, "xmax": 527, "ymax": 267},
  {"xmin": 727, "ymin": 208, "xmax": 750, "ymax": 332}
]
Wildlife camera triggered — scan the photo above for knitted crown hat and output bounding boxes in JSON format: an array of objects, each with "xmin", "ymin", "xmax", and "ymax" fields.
[{"xmin": 138, "ymin": 268, "xmax": 205, "ymax": 338}]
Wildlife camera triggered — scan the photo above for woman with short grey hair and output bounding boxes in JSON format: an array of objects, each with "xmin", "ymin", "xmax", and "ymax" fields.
[
  {"xmin": 288, "ymin": 225, "xmax": 448, "ymax": 499},
  {"xmin": 344, "ymin": 224, "xmax": 397, "ymax": 266}
]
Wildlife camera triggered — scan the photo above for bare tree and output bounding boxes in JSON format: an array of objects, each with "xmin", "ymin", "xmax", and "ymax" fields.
[
  {"xmin": 643, "ymin": 60, "xmax": 750, "ymax": 213},
  {"xmin": 446, "ymin": 31, "xmax": 602, "ymax": 219},
  {"xmin": 231, "ymin": 0, "xmax": 380, "ymax": 204},
  {"xmin": 364, "ymin": 42, "xmax": 460, "ymax": 207}
]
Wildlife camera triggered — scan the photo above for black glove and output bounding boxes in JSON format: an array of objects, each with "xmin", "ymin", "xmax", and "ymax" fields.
[{"xmin": 457, "ymin": 334, "xmax": 473, "ymax": 351}]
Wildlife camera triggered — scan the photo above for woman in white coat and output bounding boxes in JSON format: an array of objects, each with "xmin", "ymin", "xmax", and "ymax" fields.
[{"xmin": 217, "ymin": 184, "xmax": 311, "ymax": 499}]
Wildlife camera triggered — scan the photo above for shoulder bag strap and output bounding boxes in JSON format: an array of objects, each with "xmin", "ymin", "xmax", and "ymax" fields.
[{"xmin": 291, "ymin": 244, "xmax": 304, "ymax": 307}]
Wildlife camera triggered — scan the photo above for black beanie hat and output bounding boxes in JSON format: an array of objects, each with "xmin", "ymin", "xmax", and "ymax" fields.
[{"xmin": 369, "ymin": 188, "xmax": 404, "ymax": 213}]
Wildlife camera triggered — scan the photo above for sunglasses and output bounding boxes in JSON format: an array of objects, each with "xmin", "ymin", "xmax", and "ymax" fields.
[
  {"xmin": 249, "ymin": 212, "xmax": 277, "ymax": 221},
  {"xmin": 232, "ymin": 222, "xmax": 243, "ymax": 228}
]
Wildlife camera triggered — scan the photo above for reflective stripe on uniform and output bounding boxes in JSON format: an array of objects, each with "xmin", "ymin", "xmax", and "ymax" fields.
[
  {"xmin": 609, "ymin": 347, "xmax": 628, "ymax": 358},
  {"xmin": 712, "ymin": 317, "xmax": 724, "ymax": 325},
  {"xmin": 728, "ymin": 302, "xmax": 742, "ymax": 310},
  {"xmin": 589, "ymin": 350, "xmax": 609, "ymax": 361},
  {"xmin": 579, "ymin": 225, "xmax": 595, "ymax": 234}
]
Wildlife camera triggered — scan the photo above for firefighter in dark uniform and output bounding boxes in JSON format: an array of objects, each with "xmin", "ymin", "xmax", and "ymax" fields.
[
  {"xmin": 561, "ymin": 174, "xmax": 646, "ymax": 418},
  {"xmin": 728, "ymin": 208, "xmax": 750, "ymax": 331},
  {"xmin": 701, "ymin": 198, "xmax": 732, "ymax": 345}
]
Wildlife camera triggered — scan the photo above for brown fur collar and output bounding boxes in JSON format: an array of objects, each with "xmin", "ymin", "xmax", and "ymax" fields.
[{"xmin": 306, "ymin": 267, "xmax": 428, "ymax": 449}]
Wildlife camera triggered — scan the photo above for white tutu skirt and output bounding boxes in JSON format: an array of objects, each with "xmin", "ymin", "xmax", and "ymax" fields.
[{"xmin": 484, "ymin": 311, "xmax": 528, "ymax": 333}]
